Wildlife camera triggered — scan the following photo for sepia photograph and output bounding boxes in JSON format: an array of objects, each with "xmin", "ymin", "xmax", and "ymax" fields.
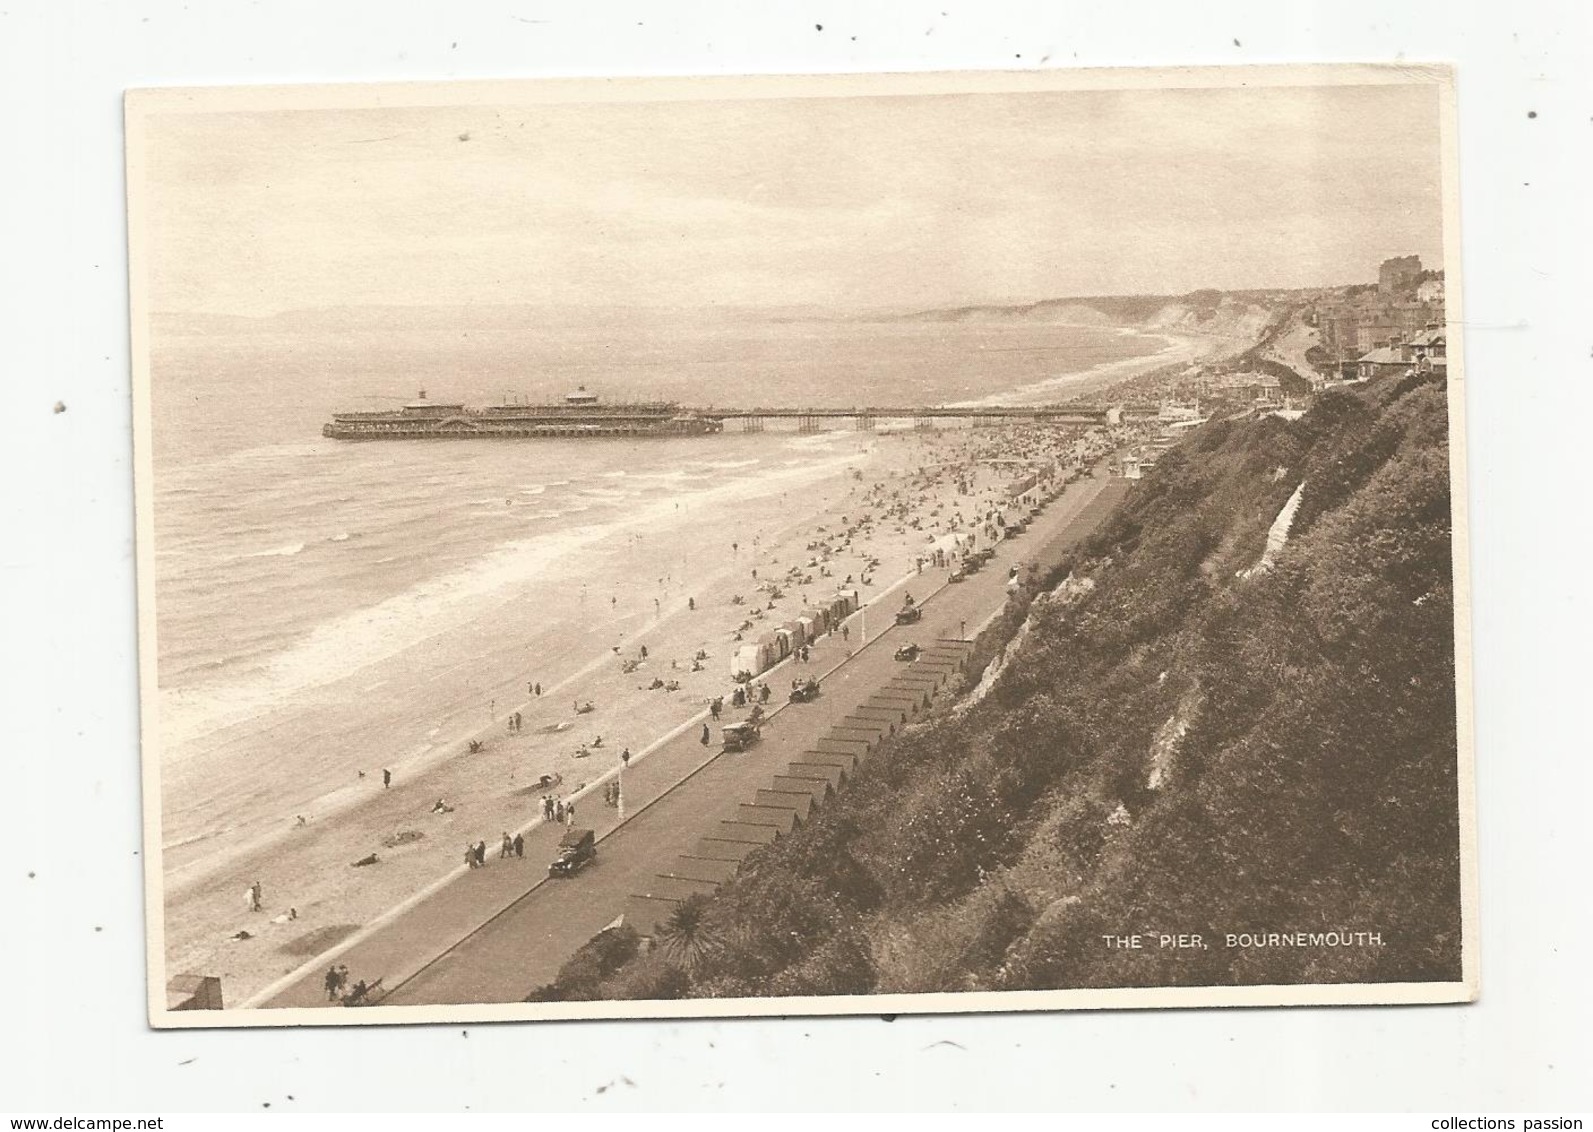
[{"xmin": 125, "ymin": 64, "xmax": 1476, "ymax": 1027}]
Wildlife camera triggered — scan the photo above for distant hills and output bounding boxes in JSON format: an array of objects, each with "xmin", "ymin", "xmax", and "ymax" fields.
[
  {"xmin": 150, "ymin": 290, "xmax": 1315, "ymax": 340},
  {"xmin": 888, "ymin": 287, "xmax": 1318, "ymax": 329}
]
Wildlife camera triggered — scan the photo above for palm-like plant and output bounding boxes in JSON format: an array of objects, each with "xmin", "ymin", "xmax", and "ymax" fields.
[{"xmin": 655, "ymin": 894, "xmax": 722, "ymax": 972}]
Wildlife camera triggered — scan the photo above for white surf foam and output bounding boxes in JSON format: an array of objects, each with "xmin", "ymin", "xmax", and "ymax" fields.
[
  {"xmin": 244, "ymin": 541, "xmax": 306, "ymax": 559},
  {"xmin": 158, "ymin": 451, "xmax": 860, "ymax": 759}
]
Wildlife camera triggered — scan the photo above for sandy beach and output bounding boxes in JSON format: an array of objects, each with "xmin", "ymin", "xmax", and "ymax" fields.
[{"xmin": 159, "ymin": 413, "xmax": 1130, "ymax": 1005}]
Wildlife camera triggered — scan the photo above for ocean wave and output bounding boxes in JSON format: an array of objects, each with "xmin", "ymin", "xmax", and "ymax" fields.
[
  {"xmin": 243, "ymin": 541, "xmax": 306, "ymax": 559},
  {"xmin": 327, "ymin": 532, "xmax": 353, "ymax": 543},
  {"xmin": 158, "ymin": 522, "xmax": 618, "ymax": 755},
  {"xmin": 625, "ymin": 469, "xmax": 702, "ymax": 484},
  {"xmin": 695, "ymin": 458, "xmax": 761, "ymax": 470},
  {"xmin": 158, "ymin": 454, "xmax": 858, "ymax": 757}
]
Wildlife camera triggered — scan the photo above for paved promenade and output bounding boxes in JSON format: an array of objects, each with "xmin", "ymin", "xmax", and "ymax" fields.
[{"xmin": 259, "ymin": 472, "xmax": 1127, "ymax": 1009}]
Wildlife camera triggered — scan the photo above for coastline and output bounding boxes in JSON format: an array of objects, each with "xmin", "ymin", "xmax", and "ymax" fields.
[
  {"xmin": 950, "ymin": 323, "xmax": 1238, "ymax": 408},
  {"xmin": 154, "ymin": 311, "xmax": 1268, "ymax": 1008},
  {"xmin": 160, "ymin": 424, "xmax": 1083, "ymax": 1005}
]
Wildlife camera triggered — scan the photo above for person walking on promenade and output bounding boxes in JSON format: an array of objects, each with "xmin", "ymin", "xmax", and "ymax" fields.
[
  {"xmin": 622, "ymin": 747, "xmax": 631, "ymax": 767},
  {"xmin": 566, "ymin": 803, "xmax": 576, "ymax": 827},
  {"xmin": 842, "ymin": 624, "xmax": 850, "ymax": 642},
  {"xmin": 474, "ymin": 841, "xmax": 487, "ymax": 867},
  {"xmin": 248, "ymin": 881, "xmax": 263, "ymax": 913},
  {"xmin": 465, "ymin": 844, "xmax": 478, "ymax": 869},
  {"xmin": 535, "ymin": 682, "xmax": 541, "ymax": 697},
  {"xmin": 499, "ymin": 832, "xmax": 513, "ymax": 859},
  {"xmin": 382, "ymin": 768, "xmax": 391, "ymax": 789},
  {"xmin": 554, "ymin": 799, "xmax": 565, "ymax": 824},
  {"xmin": 514, "ymin": 711, "xmax": 522, "ymax": 732},
  {"xmin": 513, "ymin": 832, "xmax": 524, "ymax": 858},
  {"xmin": 324, "ymin": 965, "xmax": 343, "ymax": 1001},
  {"xmin": 701, "ymin": 722, "xmax": 711, "ymax": 746}
]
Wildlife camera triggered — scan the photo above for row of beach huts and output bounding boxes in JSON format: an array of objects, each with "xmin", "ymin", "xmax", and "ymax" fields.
[
  {"xmin": 729, "ymin": 588, "xmax": 861, "ymax": 682},
  {"xmin": 622, "ymin": 638, "xmax": 977, "ymax": 940}
]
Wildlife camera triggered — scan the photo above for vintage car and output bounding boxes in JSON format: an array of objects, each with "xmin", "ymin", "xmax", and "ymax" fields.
[
  {"xmin": 948, "ymin": 568, "xmax": 967, "ymax": 583},
  {"xmin": 893, "ymin": 643, "xmax": 921, "ymax": 662},
  {"xmin": 894, "ymin": 603, "xmax": 923, "ymax": 625},
  {"xmin": 721, "ymin": 720, "xmax": 763, "ymax": 752},
  {"xmin": 548, "ymin": 827, "xmax": 597, "ymax": 877},
  {"xmin": 788, "ymin": 677, "xmax": 820, "ymax": 703}
]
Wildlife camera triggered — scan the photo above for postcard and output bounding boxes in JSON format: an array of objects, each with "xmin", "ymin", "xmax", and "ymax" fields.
[{"xmin": 126, "ymin": 63, "xmax": 1476, "ymax": 1026}]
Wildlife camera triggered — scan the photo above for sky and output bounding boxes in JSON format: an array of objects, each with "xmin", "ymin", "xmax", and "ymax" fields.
[{"xmin": 142, "ymin": 82, "xmax": 1446, "ymax": 316}]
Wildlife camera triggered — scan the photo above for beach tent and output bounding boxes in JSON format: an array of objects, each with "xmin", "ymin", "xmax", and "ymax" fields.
[{"xmin": 732, "ymin": 644, "xmax": 761, "ymax": 678}]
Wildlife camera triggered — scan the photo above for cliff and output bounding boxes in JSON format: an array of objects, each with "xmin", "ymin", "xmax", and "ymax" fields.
[
  {"xmin": 892, "ymin": 291, "xmax": 1280, "ymax": 344},
  {"xmin": 535, "ymin": 370, "xmax": 1462, "ymax": 1000}
]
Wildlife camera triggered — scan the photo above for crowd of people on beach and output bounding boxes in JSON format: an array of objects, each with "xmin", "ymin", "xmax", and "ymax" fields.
[{"xmin": 223, "ymin": 423, "xmax": 1123, "ymax": 993}]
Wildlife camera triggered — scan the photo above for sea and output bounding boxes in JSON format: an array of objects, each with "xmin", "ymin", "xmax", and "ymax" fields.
[{"xmin": 149, "ymin": 309, "xmax": 1167, "ymax": 856}]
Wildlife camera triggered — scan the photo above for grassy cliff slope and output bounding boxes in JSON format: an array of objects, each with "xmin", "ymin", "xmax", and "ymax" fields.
[{"xmin": 534, "ymin": 372, "xmax": 1461, "ymax": 1001}]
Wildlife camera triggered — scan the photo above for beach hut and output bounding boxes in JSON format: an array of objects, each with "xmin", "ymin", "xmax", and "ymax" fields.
[
  {"xmin": 757, "ymin": 632, "xmax": 780, "ymax": 670},
  {"xmin": 780, "ymin": 619, "xmax": 806, "ymax": 648},
  {"xmin": 796, "ymin": 614, "xmax": 818, "ymax": 642},
  {"xmin": 732, "ymin": 644, "xmax": 761, "ymax": 679},
  {"xmin": 774, "ymin": 628, "xmax": 794, "ymax": 658}
]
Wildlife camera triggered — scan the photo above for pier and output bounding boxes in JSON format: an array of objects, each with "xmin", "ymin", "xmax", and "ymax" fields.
[
  {"xmin": 324, "ymin": 391, "xmax": 1165, "ymax": 441},
  {"xmin": 715, "ymin": 403, "xmax": 1157, "ymax": 432}
]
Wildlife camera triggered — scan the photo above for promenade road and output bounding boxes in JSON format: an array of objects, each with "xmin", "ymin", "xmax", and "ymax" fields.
[{"xmin": 260, "ymin": 471, "xmax": 1128, "ymax": 1009}]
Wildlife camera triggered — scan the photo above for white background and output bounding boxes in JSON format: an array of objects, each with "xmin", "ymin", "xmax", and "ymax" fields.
[{"xmin": 2, "ymin": 0, "xmax": 1589, "ymax": 1113}]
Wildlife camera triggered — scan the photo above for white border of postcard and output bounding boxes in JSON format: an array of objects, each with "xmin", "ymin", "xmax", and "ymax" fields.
[{"xmin": 126, "ymin": 61, "xmax": 1478, "ymax": 1028}]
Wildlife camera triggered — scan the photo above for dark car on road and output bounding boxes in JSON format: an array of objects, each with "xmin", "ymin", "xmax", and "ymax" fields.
[{"xmin": 548, "ymin": 828, "xmax": 597, "ymax": 877}]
